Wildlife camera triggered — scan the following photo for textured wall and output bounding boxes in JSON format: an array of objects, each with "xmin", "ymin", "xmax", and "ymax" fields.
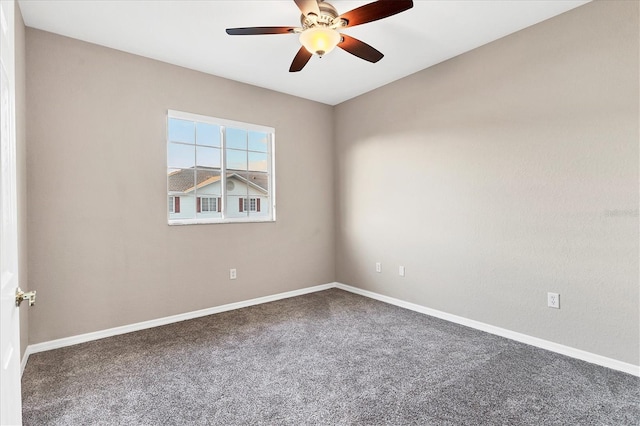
[
  {"xmin": 26, "ymin": 30, "xmax": 335, "ymax": 343},
  {"xmin": 334, "ymin": 0, "xmax": 639, "ymax": 365}
]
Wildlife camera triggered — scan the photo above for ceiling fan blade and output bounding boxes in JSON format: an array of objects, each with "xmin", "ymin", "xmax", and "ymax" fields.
[
  {"xmin": 338, "ymin": 34, "xmax": 384, "ymax": 63},
  {"xmin": 337, "ymin": 0, "xmax": 413, "ymax": 28},
  {"xmin": 226, "ymin": 27, "xmax": 297, "ymax": 35},
  {"xmin": 293, "ymin": 0, "xmax": 320, "ymax": 17},
  {"xmin": 289, "ymin": 46, "xmax": 313, "ymax": 72}
]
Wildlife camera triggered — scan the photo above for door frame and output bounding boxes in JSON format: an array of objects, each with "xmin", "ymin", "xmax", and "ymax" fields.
[{"xmin": 0, "ymin": 0, "xmax": 24, "ymax": 423}]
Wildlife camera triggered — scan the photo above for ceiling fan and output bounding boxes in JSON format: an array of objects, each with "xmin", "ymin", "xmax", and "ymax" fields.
[{"xmin": 226, "ymin": 0, "xmax": 414, "ymax": 72}]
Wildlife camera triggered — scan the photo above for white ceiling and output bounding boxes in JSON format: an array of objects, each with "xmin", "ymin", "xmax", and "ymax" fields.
[{"xmin": 18, "ymin": 0, "xmax": 590, "ymax": 105}]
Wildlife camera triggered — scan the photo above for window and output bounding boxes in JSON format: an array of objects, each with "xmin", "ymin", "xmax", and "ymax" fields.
[
  {"xmin": 239, "ymin": 197, "xmax": 260, "ymax": 213},
  {"xmin": 199, "ymin": 197, "xmax": 219, "ymax": 213},
  {"xmin": 167, "ymin": 110, "xmax": 275, "ymax": 224}
]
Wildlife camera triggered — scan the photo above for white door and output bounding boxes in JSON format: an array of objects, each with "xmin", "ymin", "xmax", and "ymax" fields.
[{"xmin": 0, "ymin": 0, "xmax": 23, "ymax": 424}]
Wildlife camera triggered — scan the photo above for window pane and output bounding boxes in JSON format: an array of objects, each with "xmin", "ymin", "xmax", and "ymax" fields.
[
  {"xmin": 195, "ymin": 170, "xmax": 221, "ymax": 220},
  {"xmin": 168, "ymin": 168, "xmax": 196, "ymax": 193},
  {"xmin": 195, "ymin": 169, "xmax": 221, "ymax": 194},
  {"xmin": 248, "ymin": 152, "xmax": 268, "ymax": 172},
  {"xmin": 248, "ymin": 131, "xmax": 269, "ymax": 152},
  {"xmin": 196, "ymin": 123, "xmax": 220, "ymax": 147},
  {"xmin": 227, "ymin": 128, "xmax": 247, "ymax": 150},
  {"xmin": 253, "ymin": 195, "xmax": 269, "ymax": 217},
  {"xmin": 233, "ymin": 172, "xmax": 250, "ymax": 196},
  {"xmin": 226, "ymin": 149, "xmax": 247, "ymax": 171},
  {"xmin": 226, "ymin": 196, "xmax": 249, "ymax": 219},
  {"xmin": 227, "ymin": 172, "xmax": 268, "ymax": 218},
  {"xmin": 167, "ymin": 168, "xmax": 196, "ymax": 220},
  {"xmin": 227, "ymin": 172, "xmax": 248, "ymax": 219},
  {"xmin": 169, "ymin": 194, "xmax": 195, "ymax": 219},
  {"xmin": 168, "ymin": 143, "xmax": 195, "ymax": 169},
  {"xmin": 196, "ymin": 146, "xmax": 221, "ymax": 169},
  {"xmin": 246, "ymin": 171, "xmax": 269, "ymax": 193},
  {"xmin": 168, "ymin": 118, "xmax": 195, "ymax": 144}
]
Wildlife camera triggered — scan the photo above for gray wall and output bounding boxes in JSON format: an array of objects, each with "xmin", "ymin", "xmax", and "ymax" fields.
[
  {"xmin": 334, "ymin": 0, "xmax": 639, "ymax": 365},
  {"xmin": 15, "ymin": 1, "xmax": 28, "ymax": 357},
  {"xmin": 26, "ymin": 29, "xmax": 335, "ymax": 344}
]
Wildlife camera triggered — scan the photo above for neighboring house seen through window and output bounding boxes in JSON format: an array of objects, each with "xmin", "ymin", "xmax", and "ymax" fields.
[{"xmin": 167, "ymin": 110, "xmax": 275, "ymax": 224}]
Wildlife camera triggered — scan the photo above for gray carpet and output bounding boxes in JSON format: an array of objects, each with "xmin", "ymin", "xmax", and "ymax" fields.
[{"xmin": 22, "ymin": 289, "xmax": 640, "ymax": 425}]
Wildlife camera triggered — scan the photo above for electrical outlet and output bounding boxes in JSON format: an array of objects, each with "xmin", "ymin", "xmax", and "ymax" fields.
[
  {"xmin": 547, "ymin": 292, "xmax": 560, "ymax": 309},
  {"xmin": 375, "ymin": 262, "xmax": 381, "ymax": 273},
  {"xmin": 399, "ymin": 266, "xmax": 405, "ymax": 277},
  {"xmin": 230, "ymin": 268, "xmax": 237, "ymax": 280}
]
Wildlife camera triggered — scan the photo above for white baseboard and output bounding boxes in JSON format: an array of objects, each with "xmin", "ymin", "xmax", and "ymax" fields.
[
  {"xmin": 21, "ymin": 346, "xmax": 31, "ymax": 374},
  {"xmin": 335, "ymin": 283, "xmax": 640, "ymax": 377},
  {"xmin": 22, "ymin": 282, "xmax": 336, "ymax": 373},
  {"xmin": 22, "ymin": 281, "xmax": 639, "ymax": 378}
]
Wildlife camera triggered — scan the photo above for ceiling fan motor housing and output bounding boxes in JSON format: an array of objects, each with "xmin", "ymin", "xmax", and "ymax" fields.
[{"xmin": 300, "ymin": 1, "xmax": 342, "ymax": 30}]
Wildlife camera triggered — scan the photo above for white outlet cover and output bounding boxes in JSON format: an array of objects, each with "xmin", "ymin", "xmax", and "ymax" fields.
[
  {"xmin": 399, "ymin": 266, "xmax": 406, "ymax": 277},
  {"xmin": 547, "ymin": 292, "xmax": 560, "ymax": 309}
]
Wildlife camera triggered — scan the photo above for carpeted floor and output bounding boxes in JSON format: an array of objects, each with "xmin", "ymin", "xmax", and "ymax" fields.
[{"xmin": 22, "ymin": 289, "xmax": 640, "ymax": 425}]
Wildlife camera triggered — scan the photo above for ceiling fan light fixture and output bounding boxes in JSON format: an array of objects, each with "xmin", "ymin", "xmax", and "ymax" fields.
[{"xmin": 299, "ymin": 27, "xmax": 341, "ymax": 57}]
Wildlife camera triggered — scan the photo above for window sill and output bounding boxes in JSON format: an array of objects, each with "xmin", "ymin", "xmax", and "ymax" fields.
[{"xmin": 168, "ymin": 217, "xmax": 275, "ymax": 226}]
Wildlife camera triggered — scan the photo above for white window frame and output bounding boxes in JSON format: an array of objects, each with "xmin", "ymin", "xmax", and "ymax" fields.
[
  {"xmin": 167, "ymin": 110, "xmax": 276, "ymax": 225},
  {"xmin": 168, "ymin": 196, "xmax": 175, "ymax": 214}
]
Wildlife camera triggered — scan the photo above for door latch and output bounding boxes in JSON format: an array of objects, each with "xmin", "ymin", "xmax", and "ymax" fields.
[{"xmin": 15, "ymin": 287, "xmax": 36, "ymax": 307}]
